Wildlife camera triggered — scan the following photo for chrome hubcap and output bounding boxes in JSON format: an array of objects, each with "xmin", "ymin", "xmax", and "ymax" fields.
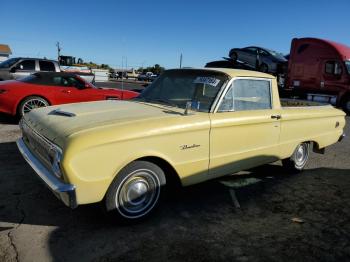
[
  {"xmin": 22, "ymin": 99, "xmax": 48, "ymax": 115},
  {"xmin": 294, "ymin": 144, "xmax": 309, "ymax": 167},
  {"xmin": 116, "ymin": 169, "xmax": 160, "ymax": 218},
  {"xmin": 126, "ymin": 178, "xmax": 149, "ymax": 205}
]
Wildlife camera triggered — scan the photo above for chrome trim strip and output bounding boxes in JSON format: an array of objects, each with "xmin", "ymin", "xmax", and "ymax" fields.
[
  {"xmin": 213, "ymin": 76, "xmax": 274, "ymax": 113},
  {"xmin": 16, "ymin": 138, "xmax": 77, "ymax": 208},
  {"xmin": 211, "ymin": 77, "xmax": 235, "ymax": 113},
  {"xmin": 209, "ymin": 78, "xmax": 231, "ymax": 113}
]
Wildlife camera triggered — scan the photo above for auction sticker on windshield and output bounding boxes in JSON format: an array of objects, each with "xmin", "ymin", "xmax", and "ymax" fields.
[{"xmin": 193, "ymin": 76, "xmax": 220, "ymax": 87}]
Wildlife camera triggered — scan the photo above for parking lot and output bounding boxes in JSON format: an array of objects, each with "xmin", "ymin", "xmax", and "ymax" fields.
[
  {"xmin": 96, "ymin": 80, "xmax": 147, "ymax": 93},
  {"xmin": 0, "ymin": 109, "xmax": 349, "ymax": 262}
]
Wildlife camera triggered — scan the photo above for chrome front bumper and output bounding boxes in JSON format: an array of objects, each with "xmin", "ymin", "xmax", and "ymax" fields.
[{"xmin": 16, "ymin": 138, "xmax": 77, "ymax": 208}]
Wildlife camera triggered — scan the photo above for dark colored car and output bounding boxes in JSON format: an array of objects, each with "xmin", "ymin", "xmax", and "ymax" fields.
[
  {"xmin": 229, "ymin": 46, "xmax": 287, "ymax": 74},
  {"xmin": 117, "ymin": 71, "xmax": 128, "ymax": 79},
  {"xmin": 137, "ymin": 72, "xmax": 158, "ymax": 82},
  {"xmin": 205, "ymin": 58, "xmax": 255, "ymax": 70},
  {"xmin": 0, "ymin": 72, "xmax": 138, "ymax": 117}
]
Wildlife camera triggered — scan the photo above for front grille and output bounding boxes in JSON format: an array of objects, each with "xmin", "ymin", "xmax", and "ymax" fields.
[{"xmin": 21, "ymin": 120, "xmax": 55, "ymax": 168}]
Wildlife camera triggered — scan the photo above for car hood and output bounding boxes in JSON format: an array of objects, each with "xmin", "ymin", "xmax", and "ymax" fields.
[{"xmin": 23, "ymin": 100, "xmax": 202, "ymax": 148}]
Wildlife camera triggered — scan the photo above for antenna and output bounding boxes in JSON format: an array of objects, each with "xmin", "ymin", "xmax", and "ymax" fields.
[
  {"xmin": 179, "ymin": 53, "xmax": 183, "ymax": 68},
  {"xmin": 56, "ymin": 42, "xmax": 61, "ymax": 61}
]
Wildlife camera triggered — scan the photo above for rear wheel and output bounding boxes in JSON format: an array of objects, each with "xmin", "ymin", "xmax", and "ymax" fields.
[
  {"xmin": 18, "ymin": 96, "xmax": 49, "ymax": 117},
  {"xmin": 282, "ymin": 142, "xmax": 310, "ymax": 172},
  {"xmin": 104, "ymin": 160, "xmax": 166, "ymax": 221}
]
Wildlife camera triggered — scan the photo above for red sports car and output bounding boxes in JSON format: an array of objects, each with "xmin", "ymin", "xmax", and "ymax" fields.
[{"xmin": 0, "ymin": 72, "xmax": 139, "ymax": 117}]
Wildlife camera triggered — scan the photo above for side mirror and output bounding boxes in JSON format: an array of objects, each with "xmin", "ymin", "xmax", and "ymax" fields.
[
  {"xmin": 10, "ymin": 67, "xmax": 16, "ymax": 73},
  {"xmin": 334, "ymin": 63, "xmax": 342, "ymax": 75}
]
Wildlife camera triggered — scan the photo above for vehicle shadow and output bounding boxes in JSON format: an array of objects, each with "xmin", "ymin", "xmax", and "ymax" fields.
[
  {"xmin": 0, "ymin": 113, "xmax": 18, "ymax": 125},
  {"xmin": 1, "ymin": 141, "xmax": 350, "ymax": 261}
]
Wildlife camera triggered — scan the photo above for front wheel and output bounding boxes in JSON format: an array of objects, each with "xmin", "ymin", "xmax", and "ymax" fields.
[
  {"xmin": 282, "ymin": 142, "xmax": 310, "ymax": 172},
  {"xmin": 104, "ymin": 161, "xmax": 166, "ymax": 221},
  {"xmin": 18, "ymin": 96, "xmax": 49, "ymax": 117}
]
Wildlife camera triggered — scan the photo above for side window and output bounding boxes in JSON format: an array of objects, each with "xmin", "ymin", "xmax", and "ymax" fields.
[
  {"xmin": 259, "ymin": 49, "xmax": 269, "ymax": 56},
  {"xmin": 53, "ymin": 76, "xmax": 64, "ymax": 86},
  {"xmin": 16, "ymin": 60, "xmax": 35, "ymax": 71},
  {"xmin": 39, "ymin": 61, "xmax": 56, "ymax": 72},
  {"xmin": 325, "ymin": 61, "xmax": 342, "ymax": 75},
  {"xmin": 218, "ymin": 79, "xmax": 271, "ymax": 112},
  {"xmin": 52, "ymin": 76, "xmax": 77, "ymax": 87},
  {"xmin": 246, "ymin": 47, "xmax": 256, "ymax": 51},
  {"xmin": 218, "ymin": 85, "xmax": 234, "ymax": 111},
  {"xmin": 67, "ymin": 76, "xmax": 84, "ymax": 88}
]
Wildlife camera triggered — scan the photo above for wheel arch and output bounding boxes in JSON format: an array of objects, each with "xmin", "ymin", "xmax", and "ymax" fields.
[
  {"xmin": 15, "ymin": 94, "xmax": 52, "ymax": 115},
  {"xmin": 135, "ymin": 156, "xmax": 182, "ymax": 189}
]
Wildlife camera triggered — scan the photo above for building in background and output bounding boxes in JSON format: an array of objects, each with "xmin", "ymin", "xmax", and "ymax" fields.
[{"xmin": 0, "ymin": 44, "xmax": 12, "ymax": 62}]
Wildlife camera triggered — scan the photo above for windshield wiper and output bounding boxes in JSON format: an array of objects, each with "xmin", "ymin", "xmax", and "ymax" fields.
[
  {"xmin": 136, "ymin": 97, "xmax": 178, "ymax": 108},
  {"xmin": 151, "ymin": 98, "xmax": 178, "ymax": 108}
]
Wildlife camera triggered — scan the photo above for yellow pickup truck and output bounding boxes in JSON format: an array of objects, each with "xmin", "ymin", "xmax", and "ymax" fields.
[{"xmin": 17, "ymin": 68, "xmax": 346, "ymax": 221}]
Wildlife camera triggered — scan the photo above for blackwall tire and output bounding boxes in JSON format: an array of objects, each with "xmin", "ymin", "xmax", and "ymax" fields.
[
  {"xmin": 105, "ymin": 160, "xmax": 166, "ymax": 222},
  {"xmin": 282, "ymin": 142, "xmax": 310, "ymax": 172},
  {"xmin": 18, "ymin": 96, "xmax": 49, "ymax": 117},
  {"xmin": 342, "ymin": 96, "xmax": 350, "ymax": 114}
]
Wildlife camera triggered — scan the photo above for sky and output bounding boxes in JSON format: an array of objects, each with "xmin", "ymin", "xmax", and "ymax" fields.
[{"xmin": 2, "ymin": 0, "xmax": 350, "ymax": 69}]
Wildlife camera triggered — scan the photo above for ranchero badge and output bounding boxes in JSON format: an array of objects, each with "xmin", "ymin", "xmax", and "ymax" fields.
[{"xmin": 180, "ymin": 144, "xmax": 200, "ymax": 150}]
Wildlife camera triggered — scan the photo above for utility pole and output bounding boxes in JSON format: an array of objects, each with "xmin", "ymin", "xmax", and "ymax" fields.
[
  {"xmin": 179, "ymin": 53, "xmax": 183, "ymax": 68},
  {"xmin": 56, "ymin": 42, "xmax": 61, "ymax": 61}
]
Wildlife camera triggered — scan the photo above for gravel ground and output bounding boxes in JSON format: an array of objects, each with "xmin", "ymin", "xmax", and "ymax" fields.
[{"xmin": 0, "ymin": 114, "xmax": 349, "ymax": 262}]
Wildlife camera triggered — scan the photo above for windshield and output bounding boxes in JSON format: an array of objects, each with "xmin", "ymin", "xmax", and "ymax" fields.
[
  {"xmin": 136, "ymin": 69, "xmax": 228, "ymax": 112},
  {"xmin": 345, "ymin": 61, "xmax": 350, "ymax": 74},
  {"xmin": 0, "ymin": 58, "xmax": 21, "ymax": 69},
  {"xmin": 265, "ymin": 49, "xmax": 286, "ymax": 60}
]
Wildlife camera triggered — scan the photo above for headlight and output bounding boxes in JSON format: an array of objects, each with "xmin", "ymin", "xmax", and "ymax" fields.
[{"xmin": 49, "ymin": 146, "xmax": 63, "ymax": 178}]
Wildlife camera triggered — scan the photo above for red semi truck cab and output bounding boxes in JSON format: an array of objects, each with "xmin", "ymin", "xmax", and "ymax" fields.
[{"xmin": 286, "ymin": 38, "xmax": 350, "ymax": 112}]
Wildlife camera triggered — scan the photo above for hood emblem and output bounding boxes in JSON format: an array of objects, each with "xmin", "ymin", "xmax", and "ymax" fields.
[{"xmin": 49, "ymin": 109, "xmax": 76, "ymax": 117}]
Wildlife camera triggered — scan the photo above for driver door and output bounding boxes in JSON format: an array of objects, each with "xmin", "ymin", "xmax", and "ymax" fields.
[
  {"xmin": 12, "ymin": 59, "xmax": 36, "ymax": 80},
  {"xmin": 52, "ymin": 76, "xmax": 96, "ymax": 104},
  {"xmin": 209, "ymin": 78, "xmax": 281, "ymax": 178}
]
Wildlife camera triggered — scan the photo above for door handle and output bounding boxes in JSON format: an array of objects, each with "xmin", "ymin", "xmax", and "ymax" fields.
[{"xmin": 271, "ymin": 115, "xmax": 281, "ymax": 120}]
